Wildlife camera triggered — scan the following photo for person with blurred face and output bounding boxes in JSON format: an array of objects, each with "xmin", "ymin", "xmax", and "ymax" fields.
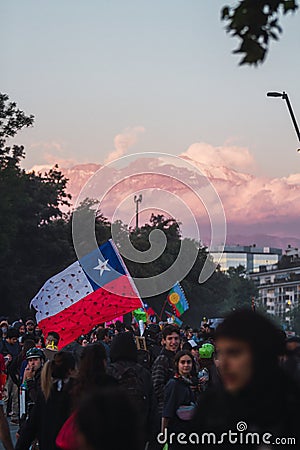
[
  {"xmin": 152, "ymin": 325, "xmax": 180, "ymax": 416},
  {"xmin": 214, "ymin": 338, "xmax": 253, "ymax": 393},
  {"xmin": 189, "ymin": 310, "xmax": 300, "ymax": 449}
]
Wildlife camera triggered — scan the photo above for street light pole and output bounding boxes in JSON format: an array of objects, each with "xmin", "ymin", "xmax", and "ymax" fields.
[
  {"xmin": 134, "ymin": 194, "xmax": 142, "ymax": 230},
  {"xmin": 267, "ymin": 91, "xmax": 300, "ymax": 146}
]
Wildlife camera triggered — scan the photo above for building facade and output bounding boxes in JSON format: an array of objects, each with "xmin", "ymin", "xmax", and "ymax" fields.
[
  {"xmin": 211, "ymin": 245, "xmax": 282, "ymax": 273},
  {"xmin": 249, "ymin": 266, "xmax": 300, "ymax": 324}
]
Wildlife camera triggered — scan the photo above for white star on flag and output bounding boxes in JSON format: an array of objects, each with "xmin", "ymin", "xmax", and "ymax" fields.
[{"xmin": 93, "ymin": 259, "xmax": 111, "ymax": 276}]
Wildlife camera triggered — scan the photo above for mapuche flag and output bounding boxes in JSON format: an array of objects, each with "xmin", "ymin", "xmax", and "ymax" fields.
[
  {"xmin": 165, "ymin": 310, "xmax": 183, "ymax": 327},
  {"xmin": 30, "ymin": 239, "xmax": 143, "ymax": 348},
  {"xmin": 167, "ymin": 282, "xmax": 189, "ymax": 318}
]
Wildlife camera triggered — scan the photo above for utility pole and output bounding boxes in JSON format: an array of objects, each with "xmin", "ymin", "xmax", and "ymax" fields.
[
  {"xmin": 134, "ymin": 194, "xmax": 142, "ymax": 230},
  {"xmin": 267, "ymin": 91, "xmax": 300, "ymax": 150}
]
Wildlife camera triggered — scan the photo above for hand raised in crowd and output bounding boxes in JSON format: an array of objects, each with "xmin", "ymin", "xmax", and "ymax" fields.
[{"xmin": 23, "ymin": 365, "xmax": 35, "ymax": 381}]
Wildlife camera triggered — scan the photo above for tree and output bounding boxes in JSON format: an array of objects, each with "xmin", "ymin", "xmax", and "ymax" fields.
[
  {"xmin": 221, "ymin": 0, "xmax": 298, "ymax": 65},
  {"xmin": 117, "ymin": 214, "xmax": 258, "ymax": 327},
  {"xmin": 0, "ymin": 93, "xmax": 73, "ymax": 317},
  {"xmin": 221, "ymin": 265, "xmax": 257, "ymax": 313},
  {"xmin": 290, "ymin": 304, "xmax": 300, "ymax": 334}
]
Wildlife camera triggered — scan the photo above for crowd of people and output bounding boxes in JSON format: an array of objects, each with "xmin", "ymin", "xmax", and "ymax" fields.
[{"xmin": 0, "ymin": 310, "xmax": 299, "ymax": 450}]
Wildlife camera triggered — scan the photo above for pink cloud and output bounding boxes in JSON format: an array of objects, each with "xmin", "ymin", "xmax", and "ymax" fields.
[
  {"xmin": 28, "ymin": 140, "xmax": 79, "ymax": 171},
  {"xmin": 104, "ymin": 126, "xmax": 145, "ymax": 164},
  {"xmin": 29, "ymin": 143, "xmax": 300, "ymax": 242},
  {"xmin": 181, "ymin": 142, "xmax": 256, "ymax": 173}
]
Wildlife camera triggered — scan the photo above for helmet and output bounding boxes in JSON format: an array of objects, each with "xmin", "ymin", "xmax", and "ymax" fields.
[
  {"xmin": 26, "ymin": 348, "xmax": 45, "ymax": 360},
  {"xmin": 199, "ymin": 343, "xmax": 215, "ymax": 359}
]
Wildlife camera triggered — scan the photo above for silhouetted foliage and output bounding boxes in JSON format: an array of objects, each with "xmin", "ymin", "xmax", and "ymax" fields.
[
  {"xmin": 221, "ymin": 0, "xmax": 298, "ymax": 65},
  {"xmin": 0, "ymin": 93, "xmax": 73, "ymax": 317}
]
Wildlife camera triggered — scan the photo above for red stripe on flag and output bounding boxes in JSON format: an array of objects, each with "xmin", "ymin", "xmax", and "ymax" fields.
[{"xmin": 38, "ymin": 275, "xmax": 142, "ymax": 348}]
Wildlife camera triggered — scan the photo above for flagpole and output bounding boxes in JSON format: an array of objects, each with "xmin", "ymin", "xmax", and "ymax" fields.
[{"xmin": 159, "ymin": 297, "xmax": 169, "ymax": 321}]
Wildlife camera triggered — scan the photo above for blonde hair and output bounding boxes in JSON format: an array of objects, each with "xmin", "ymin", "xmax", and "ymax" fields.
[
  {"xmin": 40, "ymin": 351, "xmax": 76, "ymax": 401},
  {"xmin": 41, "ymin": 360, "xmax": 52, "ymax": 401}
]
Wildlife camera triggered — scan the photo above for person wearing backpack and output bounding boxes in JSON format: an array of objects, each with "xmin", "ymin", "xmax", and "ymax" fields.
[{"xmin": 107, "ymin": 331, "xmax": 157, "ymax": 446}]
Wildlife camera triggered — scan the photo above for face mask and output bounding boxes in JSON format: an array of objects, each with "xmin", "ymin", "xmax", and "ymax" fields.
[{"xmin": 1, "ymin": 327, "xmax": 7, "ymax": 334}]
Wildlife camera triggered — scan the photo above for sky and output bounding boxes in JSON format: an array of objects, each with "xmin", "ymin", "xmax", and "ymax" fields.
[{"xmin": 1, "ymin": 0, "xmax": 300, "ymax": 179}]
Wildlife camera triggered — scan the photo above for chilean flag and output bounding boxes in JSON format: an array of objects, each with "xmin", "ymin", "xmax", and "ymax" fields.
[{"xmin": 30, "ymin": 240, "xmax": 143, "ymax": 347}]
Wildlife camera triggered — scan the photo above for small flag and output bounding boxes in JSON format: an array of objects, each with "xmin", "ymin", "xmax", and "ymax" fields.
[
  {"xmin": 165, "ymin": 310, "xmax": 183, "ymax": 327},
  {"xmin": 167, "ymin": 282, "xmax": 189, "ymax": 318},
  {"xmin": 133, "ymin": 308, "xmax": 147, "ymax": 323},
  {"xmin": 143, "ymin": 303, "xmax": 157, "ymax": 322},
  {"xmin": 30, "ymin": 239, "xmax": 143, "ymax": 347}
]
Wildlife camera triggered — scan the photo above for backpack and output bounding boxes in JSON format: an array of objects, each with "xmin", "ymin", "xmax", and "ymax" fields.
[
  {"xmin": 136, "ymin": 349, "xmax": 151, "ymax": 371},
  {"xmin": 113, "ymin": 362, "xmax": 148, "ymax": 420}
]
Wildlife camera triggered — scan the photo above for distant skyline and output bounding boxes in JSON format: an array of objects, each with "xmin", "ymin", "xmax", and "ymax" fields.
[{"xmin": 1, "ymin": 0, "xmax": 300, "ymax": 179}]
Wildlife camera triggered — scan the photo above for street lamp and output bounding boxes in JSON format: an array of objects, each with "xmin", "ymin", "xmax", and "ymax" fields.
[
  {"xmin": 134, "ymin": 194, "xmax": 142, "ymax": 230},
  {"xmin": 267, "ymin": 91, "xmax": 300, "ymax": 151}
]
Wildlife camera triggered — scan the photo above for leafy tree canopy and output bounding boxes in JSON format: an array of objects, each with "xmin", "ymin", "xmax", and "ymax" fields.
[{"xmin": 221, "ymin": 0, "xmax": 298, "ymax": 65}]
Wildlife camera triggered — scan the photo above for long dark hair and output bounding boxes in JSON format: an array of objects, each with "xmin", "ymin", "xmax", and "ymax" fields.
[
  {"xmin": 76, "ymin": 387, "xmax": 142, "ymax": 450},
  {"xmin": 76, "ymin": 343, "xmax": 107, "ymax": 393}
]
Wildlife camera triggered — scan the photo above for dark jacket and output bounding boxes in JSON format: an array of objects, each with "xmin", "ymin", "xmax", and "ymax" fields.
[
  {"xmin": 152, "ymin": 347, "xmax": 176, "ymax": 415},
  {"xmin": 189, "ymin": 368, "xmax": 300, "ymax": 449},
  {"xmin": 108, "ymin": 359, "xmax": 158, "ymax": 440},
  {"xmin": 15, "ymin": 379, "xmax": 74, "ymax": 450},
  {"xmin": 0, "ymin": 339, "xmax": 21, "ymax": 385},
  {"xmin": 163, "ymin": 376, "xmax": 196, "ymax": 433}
]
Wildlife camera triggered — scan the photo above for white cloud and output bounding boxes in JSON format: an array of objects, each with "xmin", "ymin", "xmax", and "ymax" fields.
[
  {"xmin": 104, "ymin": 126, "xmax": 145, "ymax": 164},
  {"xmin": 181, "ymin": 142, "xmax": 256, "ymax": 173}
]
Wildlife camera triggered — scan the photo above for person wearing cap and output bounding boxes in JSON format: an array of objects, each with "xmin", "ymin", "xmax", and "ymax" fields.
[
  {"xmin": 23, "ymin": 348, "xmax": 45, "ymax": 386},
  {"xmin": 25, "ymin": 319, "xmax": 36, "ymax": 338},
  {"xmin": 189, "ymin": 309, "xmax": 300, "ymax": 448},
  {"xmin": 198, "ymin": 343, "xmax": 220, "ymax": 392},
  {"xmin": 19, "ymin": 348, "xmax": 45, "ymax": 431}
]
